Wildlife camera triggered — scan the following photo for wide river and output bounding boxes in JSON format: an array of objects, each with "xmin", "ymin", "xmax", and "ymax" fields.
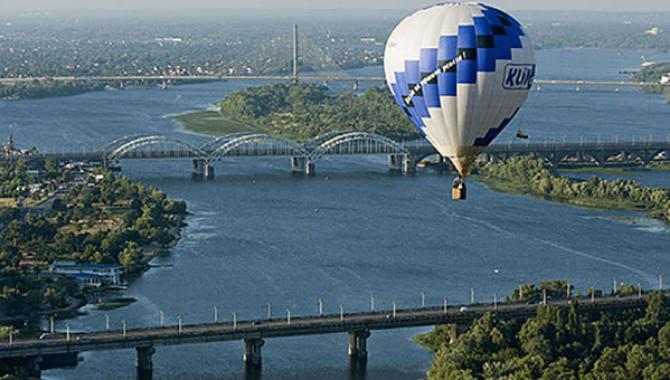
[{"xmin": 1, "ymin": 49, "xmax": 670, "ymax": 380}]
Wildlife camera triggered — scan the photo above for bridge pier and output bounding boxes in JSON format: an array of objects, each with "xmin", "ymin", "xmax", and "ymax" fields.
[
  {"xmin": 192, "ymin": 159, "xmax": 215, "ymax": 179},
  {"xmin": 136, "ymin": 346, "xmax": 155, "ymax": 379},
  {"xmin": 388, "ymin": 154, "xmax": 403, "ymax": 172},
  {"xmin": 402, "ymin": 154, "xmax": 416, "ymax": 175},
  {"xmin": 243, "ymin": 338, "xmax": 265, "ymax": 367},
  {"xmin": 26, "ymin": 356, "xmax": 43, "ymax": 378},
  {"xmin": 291, "ymin": 156, "xmax": 307, "ymax": 174},
  {"xmin": 205, "ymin": 163, "xmax": 215, "ymax": 179},
  {"xmin": 305, "ymin": 160, "xmax": 317, "ymax": 177},
  {"xmin": 348, "ymin": 330, "xmax": 370, "ymax": 361},
  {"xmin": 192, "ymin": 159, "xmax": 205, "ymax": 177}
]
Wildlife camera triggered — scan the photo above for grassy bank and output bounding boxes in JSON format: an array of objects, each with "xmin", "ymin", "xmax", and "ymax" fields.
[
  {"xmin": 171, "ymin": 110, "xmax": 259, "ymax": 136},
  {"xmin": 476, "ymin": 157, "xmax": 670, "ymax": 223}
]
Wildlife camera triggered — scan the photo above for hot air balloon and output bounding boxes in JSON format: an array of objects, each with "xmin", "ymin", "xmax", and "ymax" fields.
[{"xmin": 384, "ymin": 3, "xmax": 535, "ymax": 200}]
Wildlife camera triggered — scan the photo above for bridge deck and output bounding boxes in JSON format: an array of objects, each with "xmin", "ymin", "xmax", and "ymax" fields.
[
  {"xmin": 0, "ymin": 292, "xmax": 651, "ymax": 359},
  {"xmin": 0, "ymin": 75, "xmax": 668, "ymax": 88},
  {"xmin": 5, "ymin": 141, "xmax": 670, "ymax": 163}
]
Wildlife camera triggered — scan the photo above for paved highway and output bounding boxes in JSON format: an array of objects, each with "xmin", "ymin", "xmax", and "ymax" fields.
[
  {"xmin": 0, "ymin": 290, "xmax": 652, "ymax": 359},
  {"xmin": 1, "ymin": 75, "xmax": 668, "ymax": 88}
]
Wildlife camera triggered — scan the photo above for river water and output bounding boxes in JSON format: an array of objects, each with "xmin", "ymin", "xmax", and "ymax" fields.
[{"xmin": 1, "ymin": 49, "xmax": 670, "ymax": 380}]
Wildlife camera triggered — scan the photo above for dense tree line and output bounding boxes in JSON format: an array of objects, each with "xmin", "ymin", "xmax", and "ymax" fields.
[
  {"xmin": 0, "ymin": 159, "xmax": 65, "ymax": 198},
  {"xmin": 633, "ymin": 63, "xmax": 670, "ymax": 101},
  {"xmin": 218, "ymin": 83, "xmax": 420, "ymax": 141},
  {"xmin": 418, "ymin": 285, "xmax": 670, "ymax": 380},
  {"xmin": 0, "ymin": 164, "xmax": 187, "ymax": 317},
  {"xmin": 479, "ymin": 156, "xmax": 670, "ymax": 224}
]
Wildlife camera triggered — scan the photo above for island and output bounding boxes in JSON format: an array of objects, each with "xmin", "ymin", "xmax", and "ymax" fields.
[
  {"xmin": 172, "ymin": 83, "xmax": 420, "ymax": 142},
  {"xmin": 0, "ymin": 158, "xmax": 186, "ymax": 342},
  {"xmin": 416, "ymin": 281, "xmax": 670, "ymax": 379}
]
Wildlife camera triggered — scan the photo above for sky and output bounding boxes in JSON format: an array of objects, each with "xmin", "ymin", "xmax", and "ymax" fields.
[{"xmin": 3, "ymin": 0, "xmax": 670, "ymax": 12}]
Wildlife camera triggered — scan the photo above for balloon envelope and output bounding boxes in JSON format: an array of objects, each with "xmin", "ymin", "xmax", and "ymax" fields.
[{"xmin": 384, "ymin": 3, "xmax": 535, "ymax": 176}]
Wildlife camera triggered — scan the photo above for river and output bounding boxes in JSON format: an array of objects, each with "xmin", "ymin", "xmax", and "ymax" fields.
[{"xmin": 1, "ymin": 48, "xmax": 670, "ymax": 380}]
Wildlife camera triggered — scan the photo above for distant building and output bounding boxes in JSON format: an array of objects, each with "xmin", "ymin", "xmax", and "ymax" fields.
[
  {"xmin": 70, "ymin": 273, "xmax": 104, "ymax": 288},
  {"xmin": 50, "ymin": 261, "xmax": 124, "ymax": 287},
  {"xmin": 645, "ymin": 27, "xmax": 662, "ymax": 36}
]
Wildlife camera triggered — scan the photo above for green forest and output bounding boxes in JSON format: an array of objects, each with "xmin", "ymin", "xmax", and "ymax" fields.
[
  {"xmin": 174, "ymin": 83, "xmax": 420, "ymax": 142},
  {"xmin": 633, "ymin": 63, "xmax": 670, "ymax": 102},
  {"xmin": 477, "ymin": 157, "xmax": 670, "ymax": 224},
  {"xmin": 0, "ymin": 162, "xmax": 186, "ymax": 318},
  {"xmin": 418, "ymin": 286, "xmax": 670, "ymax": 380}
]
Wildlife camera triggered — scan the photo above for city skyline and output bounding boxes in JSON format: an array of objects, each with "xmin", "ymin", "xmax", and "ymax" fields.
[{"xmin": 3, "ymin": 0, "xmax": 670, "ymax": 12}]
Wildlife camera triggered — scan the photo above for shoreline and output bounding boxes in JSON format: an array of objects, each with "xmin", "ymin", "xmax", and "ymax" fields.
[
  {"xmin": 0, "ymin": 213, "xmax": 187, "ymax": 328},
  {"xmin": 473, "ymin": 163, "xmax": 670, "ymax": 227}
]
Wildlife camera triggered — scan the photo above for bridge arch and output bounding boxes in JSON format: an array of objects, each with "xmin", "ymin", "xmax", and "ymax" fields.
[
  {"xmin": 209, "ymin": 133, "xmax": 308, "ymax": 161},
  {"xmin": 308, "ymin": 132, "xmax": 408, "ymax": 163},
  {"xmin": 97, "ymin": 134, "xmax": 154, "ymax": 153},
  {"xmin": 108, "ymin": 136, "xmax": 208, "ymax": 161},
  {"xmin": 305, "ymin": 130, "xmax": 354, "ymax": 148},
  {"xmin": 200, "ymin": 132, "xmax": 259, "ymax": 153}
]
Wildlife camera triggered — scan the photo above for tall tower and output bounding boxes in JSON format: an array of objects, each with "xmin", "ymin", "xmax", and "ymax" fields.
[
  {"xmin": 292, "ymin": 24, "xmax": 299, "ymax": 83},
  {"xmin": 3, "ymin": 127, "xmax": 14, "ymax": 158}
]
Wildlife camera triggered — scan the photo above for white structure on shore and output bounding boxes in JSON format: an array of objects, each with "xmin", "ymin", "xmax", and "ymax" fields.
[
  {"xmin": 661, "ymin": 74, "xmax": 670, "ymax": 85},
  {"xmin": 645, "ymin": 27, "xmax": 662, "ymax": 36},
  {"xmin": 50, "ymin": 261, "xmax": 124, "ymax": 287}
]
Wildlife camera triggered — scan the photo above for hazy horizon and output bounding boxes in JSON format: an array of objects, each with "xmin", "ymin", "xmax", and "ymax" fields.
[{"xmin": 4, "ymin": 0, "xmax": 670, "ymax": 12}]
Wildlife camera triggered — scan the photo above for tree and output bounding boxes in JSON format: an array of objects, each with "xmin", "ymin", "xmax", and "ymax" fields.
[{"xmin": 118, "ymin": 242, "xmax": 143, "ymax": 273}]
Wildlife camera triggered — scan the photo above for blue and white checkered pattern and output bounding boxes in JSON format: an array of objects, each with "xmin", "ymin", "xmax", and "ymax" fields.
[{"xmin": 384, "ymin": 3, "xmax": 535, "ymax": 175}]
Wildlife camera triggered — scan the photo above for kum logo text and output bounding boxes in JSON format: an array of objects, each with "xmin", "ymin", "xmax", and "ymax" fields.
[{"xmin": 503, "ymin": 64, "xmax": 536, "ymax": 90}]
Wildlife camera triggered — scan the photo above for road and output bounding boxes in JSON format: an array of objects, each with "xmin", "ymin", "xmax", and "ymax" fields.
[
  {"xmin": 0, "ymin": 290, "xmax": 652, "ymax": 359},
  {"xmin": 0, "ymin": 75, "xmax": 667, "ymax": 88}
]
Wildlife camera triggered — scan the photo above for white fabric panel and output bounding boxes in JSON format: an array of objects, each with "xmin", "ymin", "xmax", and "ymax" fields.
[{"xmin": 384, "ymin": 2, "xmax": 535, "ymax": 175}]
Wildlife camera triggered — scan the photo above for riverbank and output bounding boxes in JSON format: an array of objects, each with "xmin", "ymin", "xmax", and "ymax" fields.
[
  {"xmin": 414, "ymin": 281, "xmax": 669, "ymax": 380},
  {"xmin": 0, "ymin": 162, "xmax": 188, "ymax": 329},
  {"xmin": 475, "ymin": 156, "xmax": 670, "ymax": 224}
]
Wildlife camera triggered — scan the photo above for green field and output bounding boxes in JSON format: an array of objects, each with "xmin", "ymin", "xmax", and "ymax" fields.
[{"xmin": 171, "ymin": 110, "xmax": 259, "ymax": 136}]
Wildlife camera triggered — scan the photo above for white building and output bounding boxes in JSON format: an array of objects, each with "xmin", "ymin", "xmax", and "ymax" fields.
[
  {"xmin": 50, "ymin": 261, "xmax": 124, "ymax": 286},
  {"xmin": 645, "ymin": 27, "xmax": 662, "ymax": 36}
]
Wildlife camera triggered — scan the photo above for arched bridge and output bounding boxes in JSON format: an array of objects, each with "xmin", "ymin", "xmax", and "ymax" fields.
[
  {"xmin": 11, "ymin": 132, "xmax": 670, "ymax": 179},
  {"xmin": 93, "ymin": 131, "xmax": 418, "ymax": 178}
]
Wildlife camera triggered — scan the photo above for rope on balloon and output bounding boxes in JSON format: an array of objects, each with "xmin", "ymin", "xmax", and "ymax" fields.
[{"xmin": 404, "ymin": 51, "xmax": 466, "ymax": 106}]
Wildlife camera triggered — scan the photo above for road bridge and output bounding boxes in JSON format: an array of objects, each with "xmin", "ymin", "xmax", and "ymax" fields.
[
  {"xmin": 4, "ymin": 133, "xmax": 669, "ymax": 178},
  {"xmin": 0, "ymin": 290, "xmax": 657, "ymax": 378},
  {"xmin": 1, "ymin": 75, "xmax": 668, "ymax": 90}
]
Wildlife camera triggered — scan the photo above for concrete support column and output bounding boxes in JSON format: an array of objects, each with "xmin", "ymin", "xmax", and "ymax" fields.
[
  {"xmin": 388, "ymin": 154, "xmax": 403, "ymax": 172},
  {"xmin": 348, "ymin": 330, "xmax": 370, "ymax": 361},
  {"xmin": 291, "ymin": 156, "xmax": 307, "ymax": 174},
  {"xmin": 244, "ymin": 338, "xmax": 265, "ymax": 367},
  {"xmin": 305, "ymin": 160, "xmax": 316, "ymax": 177},
  {"xmin": 402, "ymin": 154, "xmax": 416, "ymax": 175},
  {"xmin": 204, "ymin": 162, "xmax": 215, "ymax": 179},
  {"xmin": 26, "ymin": 356, "xmax": 43, "ymax": 379},
  {"xmin": 136, "ymin": 346, "xmax": 156, "ymax": 379},
  {"xmin": 192, "ymin": 159, "xmax": 205, "ymax": 177}
]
